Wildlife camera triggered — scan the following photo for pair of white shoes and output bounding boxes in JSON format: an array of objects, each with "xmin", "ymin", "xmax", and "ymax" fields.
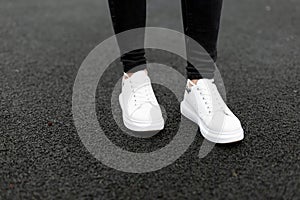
[{"xmin": 119, "ymin": 70, "xmax": 244, "ymax": 143}]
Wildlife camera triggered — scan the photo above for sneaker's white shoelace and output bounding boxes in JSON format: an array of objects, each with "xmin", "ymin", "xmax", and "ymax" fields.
[
  {"xmin": 132, "ymin": 82, "xmax": 157, "ymax": 107},
  {"xmin": 124, "ymin": 72, "xmax": 157, "ymax": 108},
  {"xmin": 188, "ymin": 79, "xmax": 225, "ymax": 114}
]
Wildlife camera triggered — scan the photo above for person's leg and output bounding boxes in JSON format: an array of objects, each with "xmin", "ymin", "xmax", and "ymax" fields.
[
  {"xmin": 181, "ymin": 0, "xmax": 223, "ymax": 80},
  {"xmin": 108, "ymin": 0, "xmax": 147, "ymax": 73},
  {"xmin": 108, "ymin": 1, "xmax": 164, "ymax": 131},
  {"xmin": 180, "ymin": 0, "xmax": 244, "ymax": 143}
]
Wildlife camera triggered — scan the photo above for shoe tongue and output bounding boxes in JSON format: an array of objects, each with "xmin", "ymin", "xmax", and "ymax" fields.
[
  {"xmin": 130, "ymin": 70, "xmax": 149, "ymax": 85},
  {"xmin": 196, "ymin": 79, "xmax": 213, "ymax": 88}
]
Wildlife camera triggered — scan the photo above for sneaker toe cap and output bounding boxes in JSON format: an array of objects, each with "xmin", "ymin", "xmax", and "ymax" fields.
[
  {"xmin": 130, "ymin": 104, "xmax": 163, "ymax": 123},
  {"xmin": 208, "ymin": 111, "xmax": 242, "ymax": 132}
]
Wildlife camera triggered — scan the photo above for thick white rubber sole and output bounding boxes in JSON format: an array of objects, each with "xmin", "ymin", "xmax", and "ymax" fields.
[
  {"xmin": 119, "ymin": 94, "xmax": 164, "ymax": 132},
  {"xmin": 180, "ymin": 100, "xmax": 244, "ymax": 143}
]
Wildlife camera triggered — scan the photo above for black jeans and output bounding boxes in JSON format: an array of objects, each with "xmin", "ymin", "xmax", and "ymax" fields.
[{"xmin": 108, "ymin": 0, "xmax": 223, "ymax": 79}]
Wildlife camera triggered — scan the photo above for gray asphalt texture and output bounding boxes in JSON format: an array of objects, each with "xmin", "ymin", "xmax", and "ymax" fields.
[{"xmin": 1, "ymin": 0, "xmax": 300, "ymax": 199}]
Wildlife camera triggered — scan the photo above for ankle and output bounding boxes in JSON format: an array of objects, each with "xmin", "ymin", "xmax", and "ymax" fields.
[
  {"xmin": 188, "ymin": 79, "xmax": 199, "ymax": 87},
  {"xmin": 124, "ymin": 69, "xmax": 148, "ymax": 79}
]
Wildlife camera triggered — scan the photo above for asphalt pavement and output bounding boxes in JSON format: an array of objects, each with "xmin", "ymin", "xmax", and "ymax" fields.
[{"xmin": 0, "ymin": 0, "xmax": 299, "ymax": 199}]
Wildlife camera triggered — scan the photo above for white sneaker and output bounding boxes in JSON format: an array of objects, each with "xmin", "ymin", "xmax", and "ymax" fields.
[
  {"xmin": 119, "ymin": 70, "xmax": 164, "ymax": 131},
  {"xmin": 180, "ymin": 79, "xmax": 244, "ymax": 143}
]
